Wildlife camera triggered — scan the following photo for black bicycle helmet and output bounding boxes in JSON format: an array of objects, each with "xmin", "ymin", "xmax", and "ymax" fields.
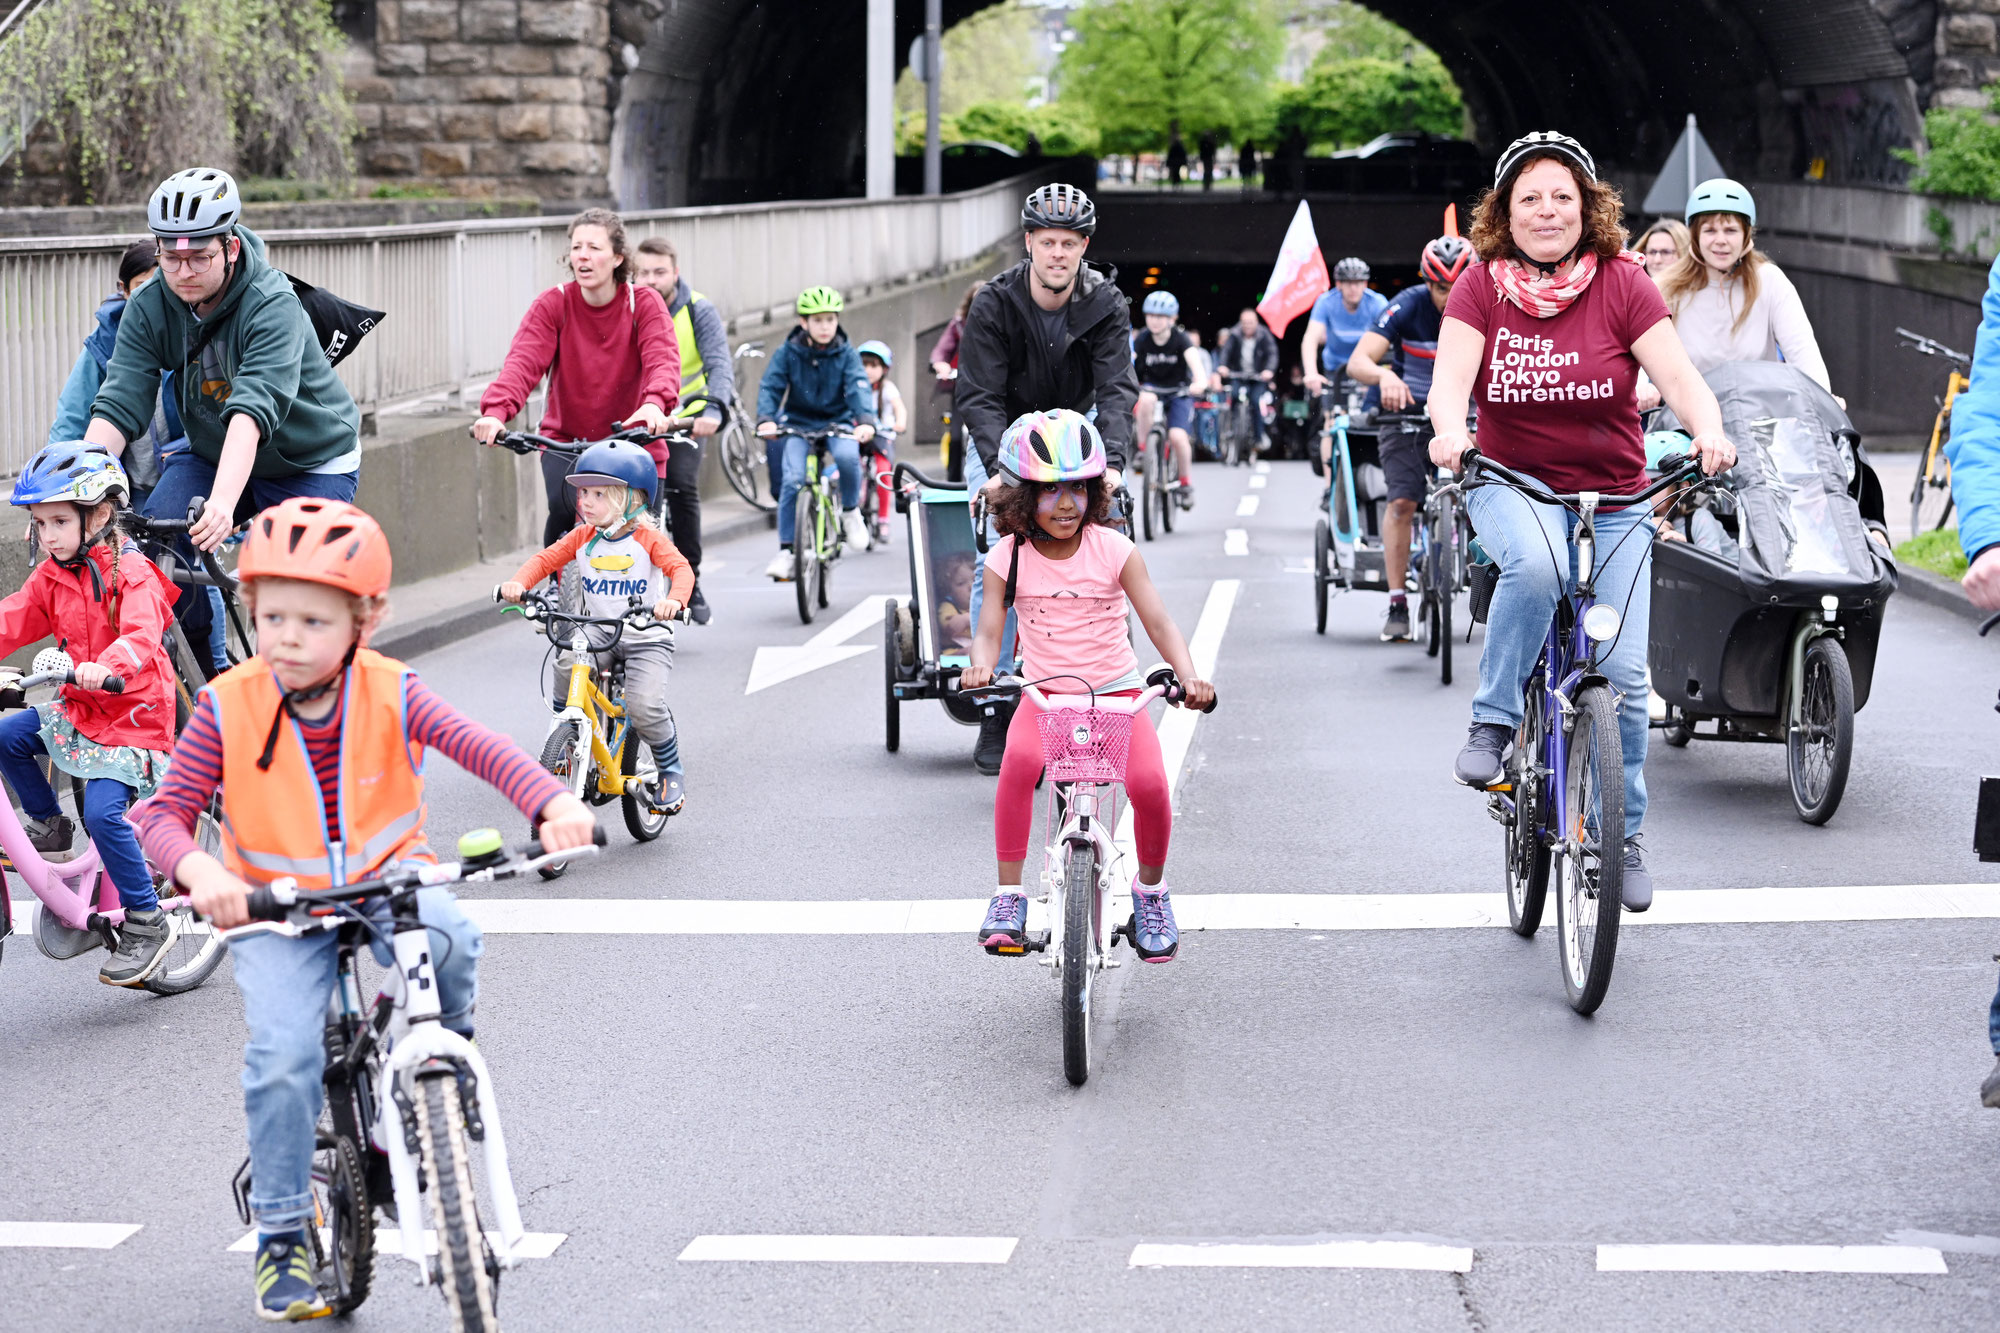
[
  {"xmin": 1020, "ymin": 183, "xmax": 1097, "ymax": 237},
  {"xmin": 1492, "ymin": 132, "xmax": 1597, "ymax": 191},
  {"xmin": 1333, "ymin": 256, "xmax": 1370, "ymax": 281}
]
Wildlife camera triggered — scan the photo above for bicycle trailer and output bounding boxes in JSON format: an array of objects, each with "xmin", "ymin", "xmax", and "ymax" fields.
[{"xmin": 883, "ymin": 462, "xmax": 987, "ymax": 751}]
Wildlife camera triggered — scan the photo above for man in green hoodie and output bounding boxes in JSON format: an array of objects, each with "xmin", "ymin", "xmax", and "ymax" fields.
[{"xmin": 83, "ymin": 167, "xmax": 362, "ymax": 669}]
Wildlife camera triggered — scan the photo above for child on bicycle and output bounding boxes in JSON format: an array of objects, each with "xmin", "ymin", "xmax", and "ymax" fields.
[
  {"xmin": 133, "ymin": 497, "xmax": 596, "ymax": 1323},
  {"xmin": 0, "ymin": 442, "xmax": 178, "ymax": 986},
  {"xmin": 857, "ymin": 339, "xmax": 907, "ymax": 542},
  {"xmin": 500, "ymin": 438, "xmax": 695, "ymax": 814},
  {"xmin": 755, "ymin": 285, "xmax": 878, "ymax": 578},
  {"xmin": 958, "ymin": 410, "xmax": 1216, "ymax": 962}
]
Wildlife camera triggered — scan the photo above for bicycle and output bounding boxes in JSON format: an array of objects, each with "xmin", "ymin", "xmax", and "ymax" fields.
[
  {"xmin": 715, "ymin": 341, "xmax": 773, "ymax": 512},
  {"xmin": 960, "ymin": 666, "xmax": 1213, "ymax": 1086},
  {"xmin": 780, "ymin": 427, "xmax": 859, "ymax": 624},
  {"xmin": 0, "ymin": 651, "xmax": 225, "ymax": 992},
  {"xmin": 1898, "ymin": 326, "xmax": 1970, "ymax": 538},
  {"xmin": 1461, "ymin": 447, "xmax": 1705, "ymax": 1015},
  {"xmin": 1381, "ymin": 410, "xmax": 1471, "ymax": 685},
  {"xmin": 1136, "ymin": 388, "xmax": 1184, "ymax": 542},
  {"xmin": 497, "ymin": 588, "xmax": 684, "ymax": 877},
  {"xmin": 1216, "ymin": 376, "xmax": 1261, "ymax": 468},
  {"xmin": 125, "ymin": 494, "xmax": 253, "ymax": 725},
  {"xmin": 225, "ymin": 827, "xmax": 605, "ymax": 1332}
]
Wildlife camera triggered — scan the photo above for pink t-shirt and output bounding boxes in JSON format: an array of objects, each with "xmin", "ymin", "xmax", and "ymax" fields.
[
  {"xmin": 1443, "ymin": 255, "xmax": 1670, "ymax": 498},
  {"xmin": 986, "ymin": 523, "xmax": 1139, "ymax": 691}
]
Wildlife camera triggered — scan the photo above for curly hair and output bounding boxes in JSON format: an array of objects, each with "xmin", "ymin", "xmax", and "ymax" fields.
[
  {"xmin": 988, "ymin": 476, "xmax": 1115, "ymax": 540},
  {"xmin": 565, "ymin": 207, "xmax": 631, "ymax": 284},
  {"xmin": 1468, "ymin": 155, "xmax": 1629, "ymax": 263}
]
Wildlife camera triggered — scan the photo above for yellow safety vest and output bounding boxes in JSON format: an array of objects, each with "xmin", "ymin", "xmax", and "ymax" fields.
[{"xmin": 672, "ymin": 290, "xmax": 708, "ymax": 418}]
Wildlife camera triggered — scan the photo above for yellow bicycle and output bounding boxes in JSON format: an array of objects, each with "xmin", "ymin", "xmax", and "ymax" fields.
[{"xmin": 1899, "ymin": 326, "xmax": 1971, "ymax": 536}]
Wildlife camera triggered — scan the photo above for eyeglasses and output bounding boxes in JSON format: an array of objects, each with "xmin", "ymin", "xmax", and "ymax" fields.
[{"xmin": 154, "ymin": 247, "xmax": 223, "ymax": 274}]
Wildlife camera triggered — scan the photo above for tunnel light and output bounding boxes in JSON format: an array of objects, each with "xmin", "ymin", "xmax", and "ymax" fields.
[{"xmin": 1582, "ymin": 604, "xmax": 1621, "ymax": 643}]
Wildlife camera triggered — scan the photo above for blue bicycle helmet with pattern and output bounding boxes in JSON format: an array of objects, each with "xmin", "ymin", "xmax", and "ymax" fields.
[
  {"xmin": 12, "ymin": 441, "xmax": 129, "ymax": 509},
  {"xmin": 1142, "ymin": 290, "xmax": 1180, "ymax": 317},
  {"xmin": 566, "ymin": 438, "xmax": 659, "ymax": 510}
]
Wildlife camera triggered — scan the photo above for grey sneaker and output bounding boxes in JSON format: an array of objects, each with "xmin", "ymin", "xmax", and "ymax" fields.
[
  {"xmin": 1621, "ymin": 835, "xmax": 1653, "ymax": 913},
  {"xmin": 1381, "ymin": 600, "xmax": 1412, "ymax": 641},
  {"xmin": 1983, "ymin": 1055, "xmax": 2000, "ymax": 1109},
  {"xmin": 1453, "ymin": 722, "xmax": 1513, "ymax": 788},
  {"xmin": 24, "ymin": 814, "xmax": 73, "ymax": 855},
  {"xmin": 100, "ymin": 908, "xmax": 177, "ymax": 987}
]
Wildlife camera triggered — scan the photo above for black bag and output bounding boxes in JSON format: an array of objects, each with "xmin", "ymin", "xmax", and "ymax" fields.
[
  {"xmin": 286, "ymin": 274, "xmax": 384, "ymax": 367},
  {"xmin": 1468, "ymin": 559, "xmax": 1500, "ymax": 624}
]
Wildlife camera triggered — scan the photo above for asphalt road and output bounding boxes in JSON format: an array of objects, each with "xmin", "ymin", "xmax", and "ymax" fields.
[{"xmin": 4, "ymin": 458, "xmax": 2000, "ymax": 1331}]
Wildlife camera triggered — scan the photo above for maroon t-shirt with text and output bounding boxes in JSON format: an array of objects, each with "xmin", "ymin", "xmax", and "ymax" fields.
[{"xmin": 1443, "ymin": 256, "xmax": 1670, "ymax": 498}]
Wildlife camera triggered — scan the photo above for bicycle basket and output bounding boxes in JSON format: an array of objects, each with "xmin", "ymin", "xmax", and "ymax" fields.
[{"xmin": 1036, "ymin": 706, "xmax": 1134, "ymax": 783}]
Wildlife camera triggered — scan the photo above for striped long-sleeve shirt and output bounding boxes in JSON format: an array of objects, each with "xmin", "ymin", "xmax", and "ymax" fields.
[{"xmin": 134, "ymin": 673, "xmax": 568, "ymax": 876}]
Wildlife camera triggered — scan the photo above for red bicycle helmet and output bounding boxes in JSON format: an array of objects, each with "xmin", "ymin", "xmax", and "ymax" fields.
[
  {"xmin": 1420, "ymin": 235, "xmax": 1474, "ymax": 284},
  {"xmin": 237, "ymin": 498, "xmax": 392, "ymax": 598}
]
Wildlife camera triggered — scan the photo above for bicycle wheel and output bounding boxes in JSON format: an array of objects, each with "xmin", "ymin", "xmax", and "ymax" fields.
[
  {"xmin": 143, "ymin": 800, "xmax": 228, "ymax": 994},
  {"xmin": 1313, "ymin": 518, "xmax": 1330, "ymax": 635},
  {"xmin": 720, "ymin": 412, "xmax": 773, "ymax": 510},
  {"xmin": 1222, "ymin": 406, "xmax": 1240, "ymax": 468},
  {"xmin": 1788, "ymin": 635, "xmax": 1855, "ymax": 825},
  {"xmin": 883, "ymin": 600, "xmax": 902, "ymax": 753},
  {"xmin": 1505, "ymin": 681, "xmax": 1551, "ymax": 937},
  {"xmin": 1557, "ymin": 684, "xmax": 1624, "ymax": 1015},
  {"xmin": 309, "ymin": 1132, "xmax": 375, "ymax": 1315},
  {"xmin": 1157, "ymin": 437, "xmax": 1176, "ymax": 534},
  {"xmin": 814, "ymin": 487, "xmax": 832, "ymax": 610},
  {"xmin": 619, "ymin": 722, "xmax": 668, "ymax": 842},
  {"xmin": 1911, "ymin": 431, "xmax": 1955, "ymax": 536},
  {"xmin": 1140, "ymin": 442, "xmax": 1158, "ymax": 541},
  {"xmin": 415, "ymin": 1073, "xmax": 500, "ymax": 1333},
  {"xmin": 793, "ymin": 488, "xmax": 819, "ymax": 624},
  {"xmin": 536, "ymin": 722, "xmax": 586, "ymax": 881},
  {"xmin": 1061, "ymin": 840, "xmax": 1097, "ymax": 1087}
]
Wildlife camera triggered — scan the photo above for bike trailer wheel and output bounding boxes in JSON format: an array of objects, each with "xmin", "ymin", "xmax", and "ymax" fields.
[
  {"xmin": 1313, "ymin": 519, "xmax": 1331, "ymax": 635},
  {"xmin": 1556, "ymin": 684, "xmax": 1623, "ymax": 1015},
  {"xmin": 414, "ymin": 1073, "xmax": 501, "ymax": 1333},
  {"xmin": 1062, "ymin": 841, "xmax": 1097, "ymax": 1087},
  {"xmin": 1788, "ymin": 636, "xmax": 1855, "ymax": 825}
]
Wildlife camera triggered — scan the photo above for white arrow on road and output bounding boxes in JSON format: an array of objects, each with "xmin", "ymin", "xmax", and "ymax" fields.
[{"xmin": 745, "ymin": 595, "xmax": 896, "ymax": 695}]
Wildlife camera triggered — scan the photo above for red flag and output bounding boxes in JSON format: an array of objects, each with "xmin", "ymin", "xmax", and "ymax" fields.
[{"xmin": 1255, "ymin": 200, "xmax": 1330, "ymax": 336}]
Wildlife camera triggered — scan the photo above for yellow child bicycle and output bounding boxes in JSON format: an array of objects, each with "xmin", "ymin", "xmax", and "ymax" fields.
[{"xmin": 1899, "ymin": 326, "xmax": 1972, "ymax": 537}]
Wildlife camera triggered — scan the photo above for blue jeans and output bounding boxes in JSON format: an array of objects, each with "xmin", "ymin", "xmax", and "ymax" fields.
[
  {"xmin": 230, "ymin": 887, "xmax": 481, "ymax": 1231},
  {"xmin": 777, "ymin": 433, "xmax": 861, "ymax": 546},
  {"xmin": 145, "ymin": 453, "xmax": 360, "ymax": 674},
  {"xmin": 1465, "ymin": 473, "xmax": 1654, "ymax": 836},
  {"xmin": 0, "ymin": 708, "xmax": 154, "ymax": 910},
  {"xmin": 962, "ymin": 448, "xmax": 1018, "ymax": 669}
]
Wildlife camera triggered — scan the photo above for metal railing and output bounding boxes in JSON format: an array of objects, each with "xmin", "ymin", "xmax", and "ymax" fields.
[{"xmin": 0, "ymin": 175, "xmax": 1032, "ymax": 476}]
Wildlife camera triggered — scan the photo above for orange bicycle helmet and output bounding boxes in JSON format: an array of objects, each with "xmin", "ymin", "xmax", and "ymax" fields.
[{"xmin": 237, "ymin": 498, "xmax": 392, "ymax": 598}]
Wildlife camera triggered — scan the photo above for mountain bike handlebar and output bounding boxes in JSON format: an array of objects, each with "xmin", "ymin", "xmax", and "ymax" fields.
[
  {"xmin": 497, "ymin": 587, "xmax": 691, "ymax": 629},
  {"xmin": 1896, "ymin": 327, "xmax": 1971, "ymax": 367}
]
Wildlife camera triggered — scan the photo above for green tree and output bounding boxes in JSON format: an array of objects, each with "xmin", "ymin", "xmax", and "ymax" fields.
[
  {"xmin": 1058, "ymin": 0, "xmax": 1284, "ymax": 154},
  {"xmin": 954, "ymin": 101, "xmax": 1100, "ymax": 157},
  {"xmin": 1896, "ymin": 87, "xmax": 2000, "ymax": 202},
  {"xmin": 1299, "ymin": 0, "xmax": 1427, "ymax": 63},
  {"xmin": 895, "ymin": 1, "xmax": 1045, "ymax": 124},
  {"xmin": 1272, "ymin": 52, "xmax": 1462, "ymax": 151}
]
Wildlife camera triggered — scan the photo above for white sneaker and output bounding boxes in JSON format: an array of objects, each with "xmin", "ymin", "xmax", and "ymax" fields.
[
  {"xmin": 841, "ymin": 508, "xmax": 871, "ymax": 550},
  {"xmin": 764, "ymin": 550, "xmax": 794, "ymax": 581}
]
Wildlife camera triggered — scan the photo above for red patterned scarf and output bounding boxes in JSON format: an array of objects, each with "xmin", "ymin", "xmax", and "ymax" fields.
[{"xmin": 1491, "ymin": 248, "xmax": 1646, "ymax": 318}]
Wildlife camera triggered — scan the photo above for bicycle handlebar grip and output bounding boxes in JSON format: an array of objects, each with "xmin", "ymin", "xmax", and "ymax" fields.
[
  {"xmin": 101, "ymin": 675, "xmax": 123, "ymax": 694},
  {"xmin": 245, "ymin": 887, "xmax": 286, "ymax": 922},
  {"xmin": 187, "ymin": 495, "xmax": 207, "ymax": 525}
]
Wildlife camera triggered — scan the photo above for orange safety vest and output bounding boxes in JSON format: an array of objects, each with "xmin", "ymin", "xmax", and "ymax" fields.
[{"xmin": 209, "ymin": 648, "xmax": 432, "ymax": 888}]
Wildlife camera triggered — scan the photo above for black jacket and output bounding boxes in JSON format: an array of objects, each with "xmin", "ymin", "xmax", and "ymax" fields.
[
  {"xmin": 955, "ymin": 258, "xmax": 1139, "ymax": 474},
  {"xmin": 1218, "ymin": 326, "xmax": 1279, "ymax": 379}
]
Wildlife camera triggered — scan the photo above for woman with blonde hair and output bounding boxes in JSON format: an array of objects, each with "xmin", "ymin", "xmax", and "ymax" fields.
[
  {"xmin": 1661, "ymin": 179, "xmax": 1831, "ymax": 391},
  {"xmin": 1633, "ymin": 217, "xmax": 1689, "ymax": 285}
]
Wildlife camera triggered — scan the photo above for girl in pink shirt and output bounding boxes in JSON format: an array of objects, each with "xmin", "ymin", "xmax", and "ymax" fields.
[{"xmin": 959, "ymin": 410, "xmax": 1216, "ymax": 963}]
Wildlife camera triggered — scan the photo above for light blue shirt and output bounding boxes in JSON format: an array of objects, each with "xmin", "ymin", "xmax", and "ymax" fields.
[{"xmin": 1308, "ymin": 287, "xmax": 1389, "ymax": 372}]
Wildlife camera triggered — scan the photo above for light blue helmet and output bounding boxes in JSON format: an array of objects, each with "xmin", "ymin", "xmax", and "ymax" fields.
[
  {"xmin": 856, "ymin": 339, "xmax": 893, "ymax": 367},
  {"xmin": 1686, "ymin": 178, "xmax": 1755, "ymax": 227},
  {"xmin": 1142, "ymin": 290, "xmax": 1179, "ymax": 317},
  {"xmin": 12, "ymin": 441, "xmax": 128, "ymax": 509}
]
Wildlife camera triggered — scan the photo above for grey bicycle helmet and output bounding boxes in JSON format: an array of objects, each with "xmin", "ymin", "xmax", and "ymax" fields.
[
  {"xmin": 148, "ymin": 167, "xmax": 241, "ymax": 241},
  {"xmin": 1021, "ymin": 182, "xmax": 1097, "ymax": 236},
  {"xmin": 1493, "ymin": 132, "xmax": 1597, "ymax": 190},
  {"xmin": 1333, "ymin": 256, "xmax": 1370, "ymax": 281},
  {"xmin": 1685, "ymin": 177, "xmax": 1755, "ymax": 227}
]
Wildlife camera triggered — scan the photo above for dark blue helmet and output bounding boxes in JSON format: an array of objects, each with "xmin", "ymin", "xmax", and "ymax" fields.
[{"xmin": 565, "ymin": 438, "xmax": 658, "ymax": 509}]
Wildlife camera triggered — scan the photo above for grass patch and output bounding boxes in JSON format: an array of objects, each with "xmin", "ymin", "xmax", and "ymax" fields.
[{"xmin": 1894, "ymin": 526, "xmax": 1968, "ymax": 580}]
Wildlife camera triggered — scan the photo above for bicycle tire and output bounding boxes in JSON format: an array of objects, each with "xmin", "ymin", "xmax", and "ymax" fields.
[
  {"xmin": 719, "ymin": 412, "xmax": 773, "ymax": 511},
  {"xmin": 619, "ymin": 721, "xmax": 667, "ymax": 842},
  {"xmin": 793, "ymin": 488, "xmax": 818, "ymax": 624},
  {"xmin": 1158, "ymin": 436, "xmax": 1176, "ymax": 534},
  {"xmin": 1062, "ymin": 840, "xmax": 1096, "ymax": 1087},
  {"xmin": 815, "ymin": 486, "xmax": 832, "ymax": 610},
  {"xmin": 143, "ymin": 802, "xmax": 228, "ymax": 994},
  {"xmin": 535, "ymin": 722, "xmax": 584, "ymax": 881},
  {"xmin": 311, "ymin": 1131, "xmax": 375, "ymax": 1314},
  {"xmin": 1788, "ymin": 636, "xmax": 1855, "ymax": 825},
  {"xmin": 1313, "ymin": 518, "xmax": 1330, "ymax": 635},
  {"xmin": 416, "ymin": 1073, "xmax": 500, "ymax": 1333},
  {"xmin": 1140, "ymin": 437, "xmax": 1158, "ymax": 542},
  {"xmin": 883, "ymin": 601, "xmax": 901, "ymax": 753},
  {"xmin": 1505, "ymin": 682, "xmax": 1550, "ymax": 937},
  {"xmin": 1912, "ymin": 429, "xmax": 1955, "ymax": 536},
  {"xmin": 1557, "ymin": 684, "xmax": 1623, "ymax": 1015}
]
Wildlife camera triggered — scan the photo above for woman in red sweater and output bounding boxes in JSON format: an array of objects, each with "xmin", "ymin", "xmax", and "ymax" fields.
[{"xmin": 473, "ymin": 208, "xmax": 681, "ymax": 543}]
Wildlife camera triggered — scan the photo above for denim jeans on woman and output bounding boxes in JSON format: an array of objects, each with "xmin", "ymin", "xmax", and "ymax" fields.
[
  {"xmin": 776, "ymin": 433, "xmax": 861, "ymax": 546},
  {"xmin": 1465, "ymin": 471, "xmax": 1654, "ymax": 835}
]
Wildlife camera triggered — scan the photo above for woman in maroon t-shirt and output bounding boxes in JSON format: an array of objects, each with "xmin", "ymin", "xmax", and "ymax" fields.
[{"xmin": 1424, "ymin": 133, "xmax": 1734, "ymax": 911}]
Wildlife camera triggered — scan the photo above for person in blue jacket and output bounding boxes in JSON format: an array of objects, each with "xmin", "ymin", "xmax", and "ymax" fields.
[
  {"xmin": 754, "ymin": 285, "xmax": 878, "ymax": 580},
  {"xmin": 1945, "ymin": 254, "xmax": 2000, "ymax": 1109},
  {"xmin": 50, "ymin": 241, "xmax": 186, "ymax": 508}
]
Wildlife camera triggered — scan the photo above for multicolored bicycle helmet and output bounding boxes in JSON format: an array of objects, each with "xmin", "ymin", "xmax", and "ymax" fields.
[
  {"xmin": 1685, "ymin": 177, "xmax": 1756, "ymax": 227},
  {"xmin": 1142, "ymin": 290, "xmax": 1180, "ymax": 317},
  {"xmin": 1420, "ymin": 235, "xmax": 1474, "ymax": 284},
  {"xmin": 796, "ymin": 285, "xmax": 844, "ymax": 315},
  {"xmin": 238, "ymin": 498, "xmax": 393, "ymax": 599},
  {"xmin": 996, "ymin": 409, "xmax": 1106, "ymax": 485},
  {"xmin": 1020, "ymin": 182, "xmax": 1097, "ymax": 236},
  {"xmin": 12, "ymin": 442, "xmax": 129, "ymax": 509},
  {"xmin": 567, "ymin": 438, "xmax": 659, "ymax": 510},
  {"xmin": 1333, "ymin": 257, "xmax": 1370, "ymax": 281},
  {"xmin": 856, "ymin": 339, "xmax": 893, "ymax": 366}
]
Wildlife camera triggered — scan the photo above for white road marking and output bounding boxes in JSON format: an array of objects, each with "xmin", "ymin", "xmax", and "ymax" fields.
[
  {"xmin": 228, "ymin": 1229, "xmax": 566, "ymax": 1260},
  {"xmin": 1248, "ymin": 474, "xmax": 1267, "ymax": 489},
  {"xmin": 745, "ymin": 595, "xmax": 894, "ymax": 694},
  {"xmin": 1235, "ymin": 494, "xmax": 1260, "ymax": 517},
  {"xmin": 1224, "ymin": 529, "xmax": 1249, "ymax": 556},
  {"xmin": 0, "ymin": 1222, "xmax": 141, "ymax": 1249},
  {"xmin": 1254, "ymin": 460, "xmax": 1271, "ymax": 474},
  {"xmin": 1596, "ymin": 1244, "xmax": 1946, "ymax": 1275},
  {"xmin": 454, "ymin": 884, "xmax": 2000, "ymax": 936},
  {"xmin": 678, "ymin": 1235, "xmax": 1017, "ymax": 1264},
  {"xmin": 1131, "ymin": 1240, "xmax": 1471, "ymax": 1271}
]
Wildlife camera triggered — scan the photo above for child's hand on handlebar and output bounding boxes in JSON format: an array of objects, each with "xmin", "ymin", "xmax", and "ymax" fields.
[
  {"xmin": 535, "ymin": 793, "xmax": 596, "ymax": 852},
  {"xmin": 71, "ymin": 661, "xmax": 112, "ymax": 690},
  {"xmin": 186, "ymin": 857, "xmax": 254, "ymax": 930},
  {"xmin": 1429, "ymin": 431, "xmax": 1473, "ymax": 471},
  {"xmin": 1178, "ymin": 677, "xmax": 1216, "ymax": 711},
  {"xmin": 499, "ymin": 580, "xmax": 526, "ymax": 604},
  {"xmin": 653, "ymin": 597, "xmax": 683, "ymax": 622},
  {"xmin": 959, "ymin": 664, "xmax": 993, "ymax": 690},
  {"xmin": 471, "ymin": 416, "xmax": 505, "ymax": 446},
  {"xmin": 1689, "ymin": 431, "xmax": 1736, "ymax": 475}
]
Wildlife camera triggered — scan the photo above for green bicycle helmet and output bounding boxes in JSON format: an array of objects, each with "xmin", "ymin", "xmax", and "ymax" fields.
[{"xmin": 796, "ymin": 285, "xmax": 844, "ymax": 315}]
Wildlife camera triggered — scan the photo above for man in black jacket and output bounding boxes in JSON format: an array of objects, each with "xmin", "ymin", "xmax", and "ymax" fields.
[
  {"xmin": 954, "ymin": 182, "xmax": 1140, "ymax": 774},
  {"xmin": 1216, "ymin": 308, "xmax": 1280, "ymax": 456}
]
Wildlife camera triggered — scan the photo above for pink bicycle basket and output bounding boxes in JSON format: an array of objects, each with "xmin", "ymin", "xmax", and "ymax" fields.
[{"xmin": 1036, "ymin": 706, "xmax": 1134, "ymax": 783}]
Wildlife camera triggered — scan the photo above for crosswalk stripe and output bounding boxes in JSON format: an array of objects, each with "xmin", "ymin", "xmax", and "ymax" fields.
[
  {"xmin": 678, "ymin": 1235, "xmax": 1017, "ymax": 1264},
  {"xmin": 0, "ymin": 1222, "xmax": 141, "ymax": 1249},
  {"xmin": 227, "ymin": 1229, "xmax": 566, "ymax": 1260},
  {"xmin": 1248, "ymin": 474, "xmax": 1267, "ymax": 489},
  {"xmin": 1596, "ymin": 1244, "xmax": 1947, "ymax": 1274},
  {"xmin": 1130, "ymin": 1240, "xmax": 1471, "ymax": 1271}
]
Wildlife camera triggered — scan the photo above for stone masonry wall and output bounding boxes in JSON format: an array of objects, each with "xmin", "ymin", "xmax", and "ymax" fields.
[
  {"xmin": 347, "ymin": 0, "xmax": 615, "ymax": 204},
  {"xmin": 1936, "ymin": 0, "xmax": 2000, "ymax": 107}
]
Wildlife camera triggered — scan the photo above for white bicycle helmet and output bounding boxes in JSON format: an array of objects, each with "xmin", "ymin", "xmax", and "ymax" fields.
[{"xmin": 149, "ymin": 167, "xmax": 241, "ymax": 243}]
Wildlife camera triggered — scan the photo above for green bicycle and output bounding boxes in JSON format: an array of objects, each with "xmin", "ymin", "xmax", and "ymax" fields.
[{"xmin": 790, "ymin": 430, "xmax": 852, "ymax": 624}]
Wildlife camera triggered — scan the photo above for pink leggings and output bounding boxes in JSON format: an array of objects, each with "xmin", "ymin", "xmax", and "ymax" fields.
[{"xmin": 995, "ymin": 693, "xmax": 1172, "ymax": 865}]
